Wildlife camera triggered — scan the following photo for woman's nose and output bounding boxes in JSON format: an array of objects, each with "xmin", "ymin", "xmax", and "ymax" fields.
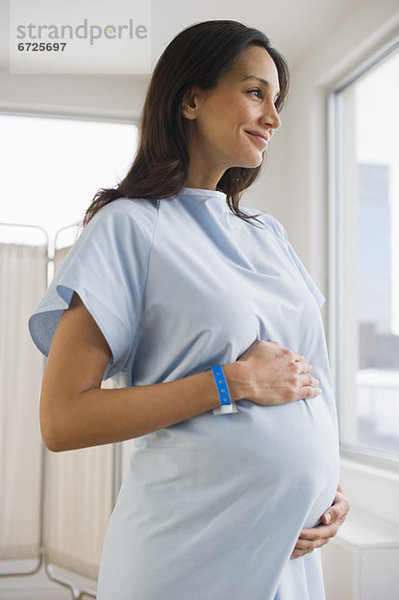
[{"xmin": 261, "ymin": 101, "xmax": 281, "ymax": 131}]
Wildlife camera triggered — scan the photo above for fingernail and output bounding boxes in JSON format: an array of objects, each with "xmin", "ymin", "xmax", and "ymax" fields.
[{"xmin": 324, "ymin": 513, "xmax": 332, "ymax": 523}]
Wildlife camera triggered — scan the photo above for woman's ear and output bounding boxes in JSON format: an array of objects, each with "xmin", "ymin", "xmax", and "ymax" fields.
[{"xmin": 181, "ymin": 87, "xmax": 200, "ymax": 121}]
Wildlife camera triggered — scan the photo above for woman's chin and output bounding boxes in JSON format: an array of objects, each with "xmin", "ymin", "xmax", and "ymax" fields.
[{"xmin": 230, "ymin": 155, "xmax": 265, "ymax": 170}]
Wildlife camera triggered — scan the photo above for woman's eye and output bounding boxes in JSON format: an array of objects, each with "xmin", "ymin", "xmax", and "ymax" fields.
[{"xmin": 249, "ymin": 88, "xmax": 263, "ymax": 99}]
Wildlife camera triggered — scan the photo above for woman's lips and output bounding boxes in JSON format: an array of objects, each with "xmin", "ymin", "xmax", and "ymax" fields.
[{"xmin": 246, "ymin": 131, "xmax": 269, "ymax": 147}]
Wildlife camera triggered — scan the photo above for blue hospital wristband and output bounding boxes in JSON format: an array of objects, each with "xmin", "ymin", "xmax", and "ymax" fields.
[{"xmin": 211, "ymin": 365, "xmax": 238, "ymax": 415}]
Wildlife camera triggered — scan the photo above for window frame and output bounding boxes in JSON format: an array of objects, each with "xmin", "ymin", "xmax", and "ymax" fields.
[{"xmin": 327, "ymin": 34, "xmax": 399, "ymax": 472}]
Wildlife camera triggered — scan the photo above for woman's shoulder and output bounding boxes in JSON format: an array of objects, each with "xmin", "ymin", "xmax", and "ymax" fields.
[
  {"xmin": 239, "ymin": 204, "xmax": 287, "ymax": 241},
  {"xmin": 84, "ymin": 197, "xmax": 160, "ymax": 243},
  {"xmin": 90, "ymin": 196, "xmax": 160, "ymax": 226}
]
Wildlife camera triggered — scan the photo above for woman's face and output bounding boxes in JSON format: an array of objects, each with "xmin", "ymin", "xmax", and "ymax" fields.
[{"xmin": 182, "ymin": 44, "xmax": 282, "ymax": 189}]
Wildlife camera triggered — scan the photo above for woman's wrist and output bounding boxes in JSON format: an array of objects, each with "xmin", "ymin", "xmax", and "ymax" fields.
[{"xmin": 222, "ymin": 361, "xmax": 253, "ymax": 402}]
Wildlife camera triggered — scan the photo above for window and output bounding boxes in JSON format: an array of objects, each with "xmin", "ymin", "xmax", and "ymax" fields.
[
  {"xmin": 329, "ymin": 42, "xmax": 399, "ymax": 463},
  {"xmin": 0, "ymin": 114, "xmax": 138, "ymax": 245}
]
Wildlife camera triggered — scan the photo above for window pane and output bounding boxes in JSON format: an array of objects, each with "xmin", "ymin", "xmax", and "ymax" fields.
[
  {"xmin": 336, "ymin": 49, "xmax": 399, "ymax": 457},
  {"xmin": 355, "ymin": 51, "xmax": 399, "ymax": 455},
  {"xmin": 0, "ymin": 115, "xmax": 138, "ymax": 244}
]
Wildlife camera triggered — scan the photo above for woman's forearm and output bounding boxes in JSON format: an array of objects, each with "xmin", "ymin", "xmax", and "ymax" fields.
[{"xmin": 41, "ymin": 362, "xmax": 247, "ymax": 452}]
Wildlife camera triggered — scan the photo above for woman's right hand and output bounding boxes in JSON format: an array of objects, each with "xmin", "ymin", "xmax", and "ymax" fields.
[{"xmin": 226, "ymin": 339, "xmax": 321, "ymax": 406}]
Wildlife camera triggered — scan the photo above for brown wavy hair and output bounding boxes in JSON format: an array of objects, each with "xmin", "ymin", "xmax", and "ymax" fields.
[{"xmin": 83, "ymin": 20, "xmax": 290, "ymax": 226}]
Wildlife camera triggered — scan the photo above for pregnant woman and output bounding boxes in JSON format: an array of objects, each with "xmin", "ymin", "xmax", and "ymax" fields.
[{"xmin": 29, "ymin": 20, "xmax": 349, "ymax": 599}]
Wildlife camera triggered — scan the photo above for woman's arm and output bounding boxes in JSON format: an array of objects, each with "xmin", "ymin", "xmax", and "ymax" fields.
[{"xmin": 40, "ymin": 292, "xmax": 321, "ymax": 452}]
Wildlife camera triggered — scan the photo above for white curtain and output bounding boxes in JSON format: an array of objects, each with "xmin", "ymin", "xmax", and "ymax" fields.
[
  {"xmin": 0, "ymin": 240, "xmax": 135, "ymax": 584},
  {"xmin": 0, "ymin": 242, "xmax": 47, "ymax": 560},
  {"xmin": 44, "ymin": 441, "xmax": 114, "ymax": 579}
]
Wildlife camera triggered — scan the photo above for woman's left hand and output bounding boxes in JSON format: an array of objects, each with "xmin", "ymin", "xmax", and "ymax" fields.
[{"xmin": 290, "ymin": 484, "xmax": 350, "ymax": 559}]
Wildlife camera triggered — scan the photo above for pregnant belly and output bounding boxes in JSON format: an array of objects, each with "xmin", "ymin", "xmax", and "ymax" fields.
[
  {"xmin": 135, "ymin": 395, "xmax": 340, "ymax": 530},
  {"xmin": 234, "ymin": 398, "xmax": 340, "ymax": 527},
  {"xmin": 102, "ymin": 398, "xmax": 339, "ymax": 600}
]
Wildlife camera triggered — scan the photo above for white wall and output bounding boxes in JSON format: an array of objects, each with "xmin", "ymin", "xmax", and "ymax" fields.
[{"xmin": 0, "ymin": 72, "xmax": 149, "ymax": 120}]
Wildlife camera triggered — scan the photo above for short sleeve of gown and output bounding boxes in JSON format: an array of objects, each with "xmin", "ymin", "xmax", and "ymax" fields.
[{"xmin": 29, "ymin": 198, "xmax": 158, "ymax": 380}]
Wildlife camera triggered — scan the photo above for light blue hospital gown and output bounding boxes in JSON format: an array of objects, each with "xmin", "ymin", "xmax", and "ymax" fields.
[{"xmin": 29, "ymin": 187, "xmax": 340, "ymax": 600}]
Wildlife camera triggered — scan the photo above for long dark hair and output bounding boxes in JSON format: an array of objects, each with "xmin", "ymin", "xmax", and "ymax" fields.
[{"xmin": 83, "ymin": 20, "xmax": 290, "ymax": 226}]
